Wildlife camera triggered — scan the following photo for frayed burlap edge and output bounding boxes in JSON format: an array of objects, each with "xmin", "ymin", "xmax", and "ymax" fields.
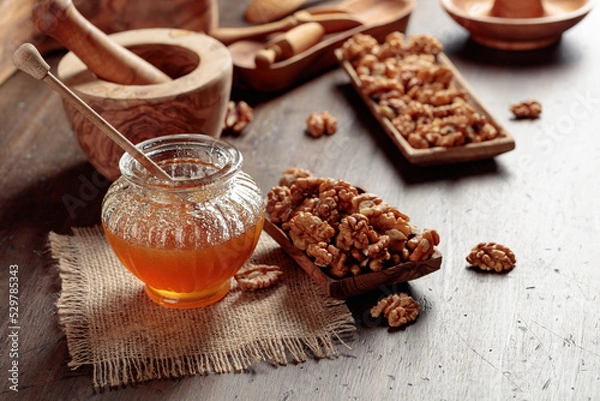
[{"xmin": 48, "ymin": 227, "xmax": 356, "ymax": 390}]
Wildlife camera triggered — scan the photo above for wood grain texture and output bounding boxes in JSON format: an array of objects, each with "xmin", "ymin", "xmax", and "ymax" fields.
[
  {"xmin": 1, "ymin": 1, "xmax": 599, "ymax": 400},
  {"xmin": 57, "ymin": 29, "xmax": 232, "ymax": 180}
]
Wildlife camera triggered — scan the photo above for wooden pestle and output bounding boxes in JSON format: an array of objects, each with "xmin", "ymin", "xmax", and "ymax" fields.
[
  {"xmin": 32, "ymin": 0, "xmax": 172, "ymax": 85},
  {"xmin": 254, "ymin": 22, "xmax": 325, "ymax": 68}
]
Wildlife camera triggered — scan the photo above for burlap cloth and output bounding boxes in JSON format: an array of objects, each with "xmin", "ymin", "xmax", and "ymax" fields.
[{"xmin": 48, "ymin": 226, "xmax": 356, "ymax": 389}]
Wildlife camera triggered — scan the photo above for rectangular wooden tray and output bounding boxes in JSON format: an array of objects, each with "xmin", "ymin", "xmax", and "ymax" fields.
[
  {"xmin": 263, "ymin": 218, "xmax": 442, "ymax": 299},
  {"xmin": 335, "ymin": 49, "xmax": 516, "ymax": 165}
]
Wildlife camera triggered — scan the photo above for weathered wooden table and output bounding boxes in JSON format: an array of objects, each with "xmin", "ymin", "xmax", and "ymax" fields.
[{"xmin": 1, "ymin": 1, "xmax": 599, "ymax": 400}]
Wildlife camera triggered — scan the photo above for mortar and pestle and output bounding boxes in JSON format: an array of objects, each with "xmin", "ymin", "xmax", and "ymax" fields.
[{"xmin": 33, "ymin": 0, "xmax": 232, "ymax": 180}]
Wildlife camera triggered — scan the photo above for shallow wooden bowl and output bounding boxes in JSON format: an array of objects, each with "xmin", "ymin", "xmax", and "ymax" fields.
[
  {"xmin": 57, "ymin": 28, "xmax": 232, "ymax": 180},
  {"xmin": 440, "ymin": 0, "xmax": 593, "ymax": 50},
  {"xmin": 228, "ymin": 0, "xmax": 413, "ymax": 92},
  {"xmin": 336, "ymin": 49, "xmax": 515, "ymax": 165},
  {"xmin": 263, "ymin": 219, "xmax": 442, "ymax": 299}
]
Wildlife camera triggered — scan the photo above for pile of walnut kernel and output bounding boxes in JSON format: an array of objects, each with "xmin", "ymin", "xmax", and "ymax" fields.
[
  {"xmin": 339, "ymin": 32, "xmax": 502, "ymax": 149},
  {"xmin": 267, "ymin": 168, "xmax": 440, "ymax": 279}
]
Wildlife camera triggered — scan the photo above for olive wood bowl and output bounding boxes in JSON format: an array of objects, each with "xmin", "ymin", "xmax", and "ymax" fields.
[
  {"xmin": 440, "ymin": 0, "xmax": 593, "ymax": 50},
  {"xmin": 58, "ymin": 28, "xmax": 232, "ymax": 180}
]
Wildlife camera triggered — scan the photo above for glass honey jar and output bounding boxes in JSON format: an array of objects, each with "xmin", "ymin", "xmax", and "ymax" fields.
[{"xmin": 101, "ymin": 134, "xmax": 265, "ymax": 308}]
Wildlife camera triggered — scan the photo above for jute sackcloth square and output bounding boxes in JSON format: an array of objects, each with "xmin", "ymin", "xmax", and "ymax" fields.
[{"xmin": 48, "ymin": 226, "xmax": 356, "ymax": 389}]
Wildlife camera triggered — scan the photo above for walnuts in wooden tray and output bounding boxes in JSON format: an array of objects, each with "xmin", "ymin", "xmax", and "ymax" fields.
[
  {"xmin": 267, "ymin": 168, "xmax": 440, "ymax": 279},
  {"xmin": 339, "ymin": 32, "xmax": 503, "ymax": 149}
]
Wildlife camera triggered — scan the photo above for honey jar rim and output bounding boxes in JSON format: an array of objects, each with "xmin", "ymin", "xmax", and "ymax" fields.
[{"xmin": 119, "ymin": 133, "xmax": 243, "ymax": 191}]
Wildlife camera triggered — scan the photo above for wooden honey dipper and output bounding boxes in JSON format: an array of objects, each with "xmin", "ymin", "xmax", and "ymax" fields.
[
  {"xmin": 13, "ymin": 43, "xmax": 172, "ymax": 181},
  {"xmin": 32, "ymin": 0, "xmax": 171, "ymax": 85}
]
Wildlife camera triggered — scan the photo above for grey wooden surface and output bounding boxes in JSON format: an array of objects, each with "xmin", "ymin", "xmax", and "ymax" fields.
[{"xmin": 1, "ymin": 0, "xmax": 599, "ymax": 400}]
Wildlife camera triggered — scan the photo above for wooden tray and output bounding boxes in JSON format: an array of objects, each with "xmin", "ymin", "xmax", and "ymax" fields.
[
  {"xmin": 335, "ymin": 49, "xmax": 516, "ymax": 165},
  {"xmin": 263, "ymin": 218, "xmax": 442, "ymax": 299}
]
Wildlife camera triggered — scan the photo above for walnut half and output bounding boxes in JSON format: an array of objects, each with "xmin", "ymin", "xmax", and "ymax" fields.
[
  {"xmin": 510, "ymin": 100, "xmax": 542, "ymax": 119},
  {"xmin": 466, "ymin": 242, "xmax": 516, "ymax": 272},
  {"xmin": 234, "ymin": 263, "xmax": 284, "ymax": 291},
  {"xmin": 306, "ymin": 111, "xmax": 338, "ymax": 138},
  {"xmin": 223, "ymin": 100, "xmax": 254, "ymax": 134},
  {"xmin": 370, "ymin": 293, "xmax": 420, "ymax": 327}
]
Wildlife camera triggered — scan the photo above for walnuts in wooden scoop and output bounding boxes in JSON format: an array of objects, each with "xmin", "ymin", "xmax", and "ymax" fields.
[{"xmin": 266, "ymin": 168, "xmax": 440, "ymax": 279}]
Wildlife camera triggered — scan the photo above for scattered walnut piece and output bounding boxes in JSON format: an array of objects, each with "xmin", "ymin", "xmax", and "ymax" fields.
[
  {"xmin": 466, "ymin": 242, "xmax": 516, "ymax": 272},
  {"xmin": 370, "ymin": 293, "xmax": 420, "ymax": 327},
  {"xmin": 223, "ymin": 100, "xmax": 253, "ymax": 134},
  {"xmin": 339, "ymin": 32, "xmax": 504, "ymax": 148},
  {"xmin": 235, "ymin": 263, "xmax": 283, "ymax": 291},
  {"xmin": 306, "ymin": 111, "xmax": 338, "ymax": 137},
  {"xmin": 510, "ymin": 100, "xmax": 542, "ymax": 119}
]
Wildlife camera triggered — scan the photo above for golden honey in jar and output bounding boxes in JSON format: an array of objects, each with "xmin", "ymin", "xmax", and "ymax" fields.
[{"xmin": 101, "ymin": 134, "xmax": 265, "ymax": 308}]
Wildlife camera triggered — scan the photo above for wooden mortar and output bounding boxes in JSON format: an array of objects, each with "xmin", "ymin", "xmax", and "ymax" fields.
[{"xmin": 57, "ymin": 28, "xmax": 232, "ymax": 180}]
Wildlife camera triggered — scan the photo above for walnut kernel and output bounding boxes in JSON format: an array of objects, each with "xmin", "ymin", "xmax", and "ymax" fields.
[
  {"xmin": 370, "ymin": 293, "xmax": 420, "ymax": 327},
  {"xmin": 223, "ymin": 100, "xmax": 254, "ymax": 134},
  {"xmin": 466, "ymin": 242, "xmax": 516, "ymax": 272},
  {"xmin": 234, "ymin": 263, "xmax": 283, "ymax": 291},
  {"xmin": 510, "ymin": 100, "xmax": 542, "ymax": 119},
  {"xmin": 306, "ymin": 111, "xmax": 338, "ymax": 137}
]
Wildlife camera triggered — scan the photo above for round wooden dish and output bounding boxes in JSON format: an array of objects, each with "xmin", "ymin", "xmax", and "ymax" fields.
[
  {"xmin": 57, "ymin": 28, "xmax": 232, "ymax": 180},
  {"xmin": 440, "ymin": 0, "xmax": 593, "ymax": 50}
]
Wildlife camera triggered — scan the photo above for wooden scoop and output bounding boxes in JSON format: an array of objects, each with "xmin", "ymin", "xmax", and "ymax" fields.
[
  {"xmin": 13, "ymin": 43, "xmax": 172, "ymax": 181},
  {"xmin": 254, "ymin": 22, "xmax": 325, "ymax": 67},
  {"xmin": 32, "ymin": 0, "xmax": 171, "ymax": 85}
]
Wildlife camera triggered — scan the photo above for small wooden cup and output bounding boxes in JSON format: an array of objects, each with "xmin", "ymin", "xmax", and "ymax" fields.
[{"xmin": 58, "ymin": 28, "xmax": 232, "ymax": 180}]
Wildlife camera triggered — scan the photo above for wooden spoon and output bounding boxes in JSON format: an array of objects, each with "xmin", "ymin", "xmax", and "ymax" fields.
[
  {"xmin": 32, "ymin": 0, "xmax": 171, "ymax": 85},
  {"xmin": 211, "ymin": 10, "xmax": 362, "ymax": 45},
  {"xmin": 13, "ymin": 43, "xmax": 172, "ymax": 181},
  {"xmin": 245, "ymin": 0, "xmax": 307, "ymax": 23}
]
